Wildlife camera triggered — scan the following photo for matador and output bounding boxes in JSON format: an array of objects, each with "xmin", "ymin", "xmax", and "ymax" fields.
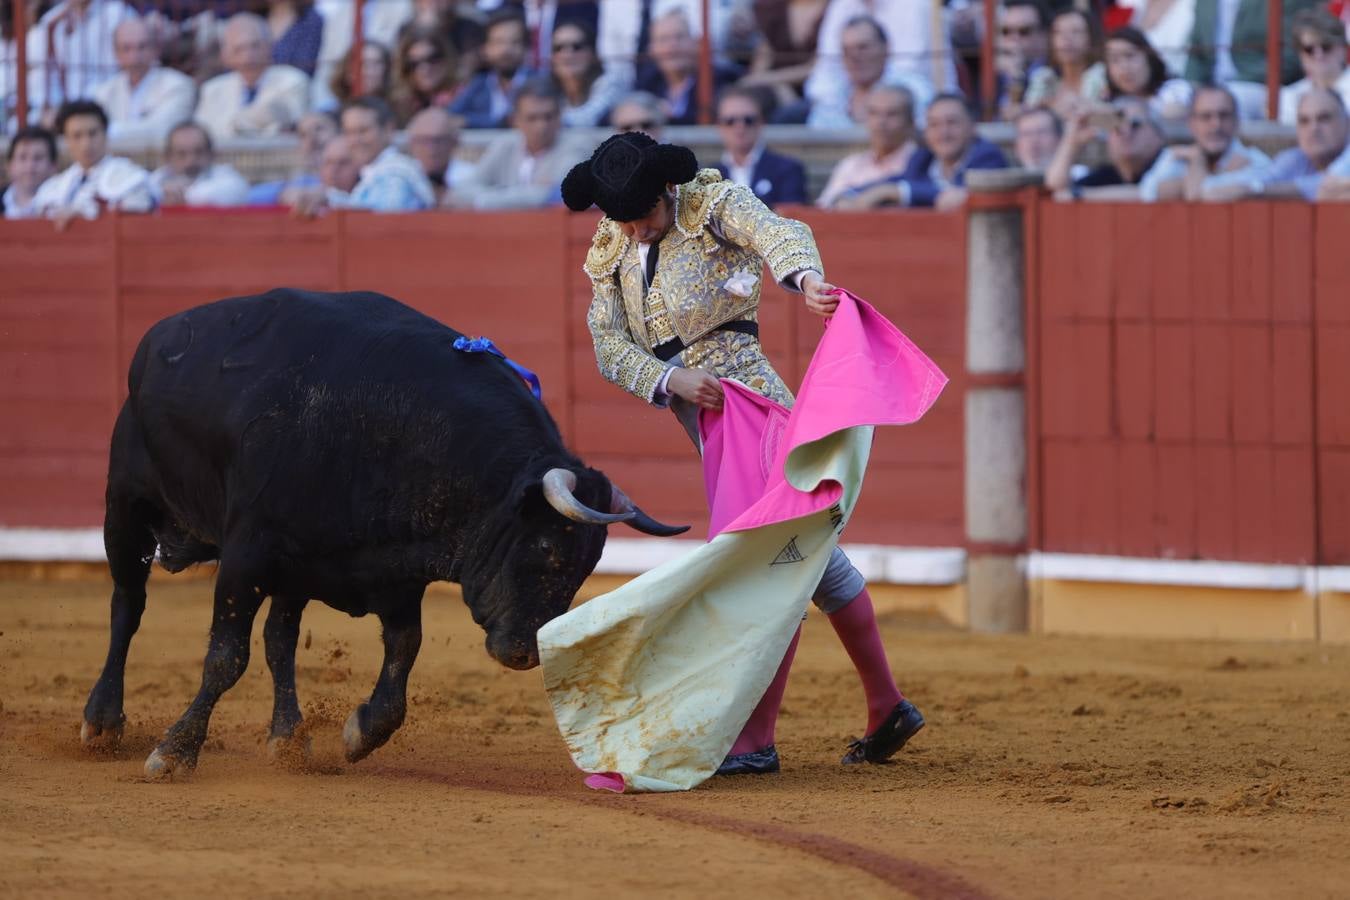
[{"xmin": 561, "ymin": 132, "xmax": 925, "ymax": 775}]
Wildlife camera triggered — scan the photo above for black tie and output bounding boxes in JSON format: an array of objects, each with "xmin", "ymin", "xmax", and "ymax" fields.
[{"xmin": 644, "ymin": 240, "xmax": 659, "ymax": 291}]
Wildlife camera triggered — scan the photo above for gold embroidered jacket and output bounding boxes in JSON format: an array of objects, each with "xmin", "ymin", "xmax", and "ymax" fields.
[{"xmin": 583, "ymin": 169, "xmax": 824, "ymax": 404}]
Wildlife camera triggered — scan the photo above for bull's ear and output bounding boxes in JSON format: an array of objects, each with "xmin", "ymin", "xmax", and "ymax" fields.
[{"xmin": 511, "ymin": 478, "xmax": 547, "ymax": 514}]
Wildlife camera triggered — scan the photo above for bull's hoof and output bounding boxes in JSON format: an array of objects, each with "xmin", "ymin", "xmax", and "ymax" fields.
[
  {"xmin": 80, "ymin": 718, "xmax": 124, "ymax": 751},
  {"xmin": 266, "ymin": 733, "xmax": 313, "ymax": 767},
  {"xmin": 143, "ymin": 747, "xmax": 192, "ymax": 781},
  {"xmin": 342, "ymin": 707, "xmax": 371, "ymax": 763}
]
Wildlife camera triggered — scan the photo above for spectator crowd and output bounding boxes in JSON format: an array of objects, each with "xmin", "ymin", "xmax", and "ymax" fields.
[{"xmin": 4, "ymin": 0, "xmax": 1350, "ymax": 221}]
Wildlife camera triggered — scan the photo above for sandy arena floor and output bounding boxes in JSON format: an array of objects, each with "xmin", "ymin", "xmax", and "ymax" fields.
[{"xmin": 1, "ymin": 573, "xmax": 1347, "ymax": 899}]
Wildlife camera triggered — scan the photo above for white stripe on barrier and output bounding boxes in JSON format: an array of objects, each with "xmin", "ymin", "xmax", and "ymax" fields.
[
  {"xmin": 0, "ymin": 528, "xmax": 970, "ymax": 586},
  {"xmin": 0, "ymin": 527, "xmax": 106, "ymax": 561},
  {"xmin": 7, "ymin": 530, "xmax": 1350, "ymax": 593},
  {"xmin": 1027, "ymin": 552, "xmax": 1307, "ymax": 591}
]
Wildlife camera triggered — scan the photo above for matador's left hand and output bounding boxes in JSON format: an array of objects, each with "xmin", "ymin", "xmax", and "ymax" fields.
[{"xmin": 801, "ymin": 272, "xmax": 840, "ymax": 317}]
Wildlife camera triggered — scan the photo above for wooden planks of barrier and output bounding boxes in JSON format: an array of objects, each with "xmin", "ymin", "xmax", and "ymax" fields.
[{"xmin": 1032, "ymin": 200, "xmax": 1319, "ymax": 565}]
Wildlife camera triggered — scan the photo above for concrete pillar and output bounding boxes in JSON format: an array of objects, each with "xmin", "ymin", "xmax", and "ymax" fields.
[{"xmin": 962, "ymin": 170, "xmax": 1042, "ymax": 632}]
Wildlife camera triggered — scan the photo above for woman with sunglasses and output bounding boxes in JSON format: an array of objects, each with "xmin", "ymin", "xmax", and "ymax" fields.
[
  {"xmin": 392, "ymin": 29, "xmax": 461, "ymax": 127},
  {"xmin": 399, "ymin": 0, "xmax": 484, "ymax": 84},
  {"xmin": 1024, "ymin": 8, "xmax": 1109, "ymax": 117},
  {"xmin": 1279, "ymin": 9, "xmax": 1350, "ymax": 125},
  {"xmin": 549, "ymin": 21, "xmax": 626, "ymax": 127},
  {"xmin": 1103, "ymin": 26, "xmax": 1191, "ymax": 121}
]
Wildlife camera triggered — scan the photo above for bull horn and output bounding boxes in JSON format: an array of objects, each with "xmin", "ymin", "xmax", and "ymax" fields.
[
  {"xmin": 609, "ymin": 485, "xmax": 691, "ymax": 537},
  {"xmin": 542, "ymin": 468, "xmax": 632, "ymax": 526}
]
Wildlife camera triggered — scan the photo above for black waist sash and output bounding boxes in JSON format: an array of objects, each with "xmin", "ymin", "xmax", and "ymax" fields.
[{"xmin": 653, "ymin": 320, "xmax": 760, "ymax": 362}]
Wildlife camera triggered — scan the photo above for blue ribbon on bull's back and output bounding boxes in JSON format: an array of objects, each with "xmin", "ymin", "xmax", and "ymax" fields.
[{"xmin": 452, "ymin": 336, "xmax": 543, "ymax": 400}]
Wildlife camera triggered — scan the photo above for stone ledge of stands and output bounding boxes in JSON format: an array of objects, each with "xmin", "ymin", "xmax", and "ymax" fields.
[{"xmin": 0, "ymin": 121, "xmax": 1301, "ymax": 205}]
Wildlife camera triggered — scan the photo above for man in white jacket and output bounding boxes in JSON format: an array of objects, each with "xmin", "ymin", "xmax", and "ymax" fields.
[
  {"xmin": 32, "ymin": 99, "xmax": 153, "ymax": 227},
  {"xmin": 92, "ymin": 17, "xmax": 195, "ymax": 146},
  {"xmin": 196, "ymin": 13, "xmax": 310, "ymax": 142},
  {"xmin": 151, "ymin": 122, "xmax": 250, "ymax": 207}
]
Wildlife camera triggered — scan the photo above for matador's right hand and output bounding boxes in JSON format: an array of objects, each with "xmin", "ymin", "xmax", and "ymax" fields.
[{"xmin": 667, "ymin": 367, "xmax": 724, "ymax": 411}]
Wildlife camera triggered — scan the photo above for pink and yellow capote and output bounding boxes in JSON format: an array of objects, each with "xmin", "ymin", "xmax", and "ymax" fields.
[{"xmin": 538, "ymin": 291, "xmax": 948, "ymax": 792}]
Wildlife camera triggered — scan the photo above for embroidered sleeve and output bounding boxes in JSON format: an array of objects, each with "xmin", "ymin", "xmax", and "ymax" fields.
[
  {"xmin": 586, "ymin": 274, "xmax": 669, "ymax": 405},
  {"xmin": 710, "ymin": 182, "xmax": 823, "ymax": 290}
]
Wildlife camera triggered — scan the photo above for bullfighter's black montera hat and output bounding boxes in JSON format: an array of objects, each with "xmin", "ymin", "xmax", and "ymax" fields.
[{"xmin": 561, "ymin": 132, "xmax": 698, "ymax": 222}]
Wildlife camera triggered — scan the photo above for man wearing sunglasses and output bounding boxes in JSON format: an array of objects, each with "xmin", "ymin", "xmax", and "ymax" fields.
[
  {"xmin": 1279, "ymin": 9, "xmax": 1350, "ymax": 126},
  {"xmin": 711, "ymin": 87, "xmax": 807, "ymax": 208},
  {"xmin": 1045, "ymin": 97, "xmax": 1166, "ymax": 200}
]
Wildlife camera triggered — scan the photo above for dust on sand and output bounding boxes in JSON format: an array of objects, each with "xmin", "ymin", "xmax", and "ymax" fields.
[{"xmin": 1, "ymin": 575, "xmax": 1347, "ymax": 899}]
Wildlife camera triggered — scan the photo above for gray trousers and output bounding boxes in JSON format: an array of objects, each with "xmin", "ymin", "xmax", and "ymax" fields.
[{"xmin": 670, "ymin": 395, "xmax": 865, "ymax": 613}]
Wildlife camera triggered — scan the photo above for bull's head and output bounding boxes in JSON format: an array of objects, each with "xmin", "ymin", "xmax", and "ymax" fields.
[{"xmin": 463, "ymin": 465, "xmax": 687, "ymax": 670}]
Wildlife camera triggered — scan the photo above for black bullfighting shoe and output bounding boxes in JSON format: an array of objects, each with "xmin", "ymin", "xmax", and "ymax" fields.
[
  {"xmin": 715, "ymin": 745, "xmax": 781, "ymax": 776},
  {"xmin": 841, "ymin": 699, "xmax": 925, "ymax": 765}
]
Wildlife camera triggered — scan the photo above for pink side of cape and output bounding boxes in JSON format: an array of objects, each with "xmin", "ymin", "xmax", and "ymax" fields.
[{"xmin": 699, "ymin": 291, "xmax": 948, "ymax": 537}]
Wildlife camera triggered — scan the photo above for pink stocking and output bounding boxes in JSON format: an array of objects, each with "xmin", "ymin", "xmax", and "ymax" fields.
[
  {"xmin": 728, "ymin": 626, "xmax": 801, "ymax": 755},
  {"xmin": 827, "ymin": 587, "xmax": 904, "ymax": 734}
]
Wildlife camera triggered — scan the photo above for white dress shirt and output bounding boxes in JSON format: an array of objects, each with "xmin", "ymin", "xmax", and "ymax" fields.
[
  {"xmin": 31, "ymin": 155, "xmax": 153, "ymax": 218},
  {"xmin": 3, "ymin": 183, "xmax": 42, "ymax": 219},
  {"xmin": 151, "ymin": 163, "xmax": 251, "ymax": 207},
  {"xmin": 92, "ymin": 66, "xmax": 197, "ymax": 146},
  {"xmin": 24, "ymin": 0, "xmax": 133, "ymax": 111},
  {"xmin": 722, "ymin": 144, "xmax": 764, "ymax": 191},
  {"xmin": 195, "ymin": 65, "xmax": 311, "ymax": 143}
]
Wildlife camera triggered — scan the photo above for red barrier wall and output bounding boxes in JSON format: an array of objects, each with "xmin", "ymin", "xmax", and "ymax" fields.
[
  {"xmin": 1031, "ymin": 200, "xmax": 1331, "ymax": 564},
  {"xmin": 0, "ymin": 209, "xmax": 967, "ymax": 547},
  {"xmin": 9, "ymin": 201, "xmax": 1341, "ymax": 568},
  {"xmin": 1314, "ymin": 204, "xmax": 1350, "ymax": 564}
]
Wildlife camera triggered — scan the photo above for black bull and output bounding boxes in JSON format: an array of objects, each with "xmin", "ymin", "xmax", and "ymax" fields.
[{"xmin": 79, "ymin": 289, "xmax": 686, "ymax": 778}]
